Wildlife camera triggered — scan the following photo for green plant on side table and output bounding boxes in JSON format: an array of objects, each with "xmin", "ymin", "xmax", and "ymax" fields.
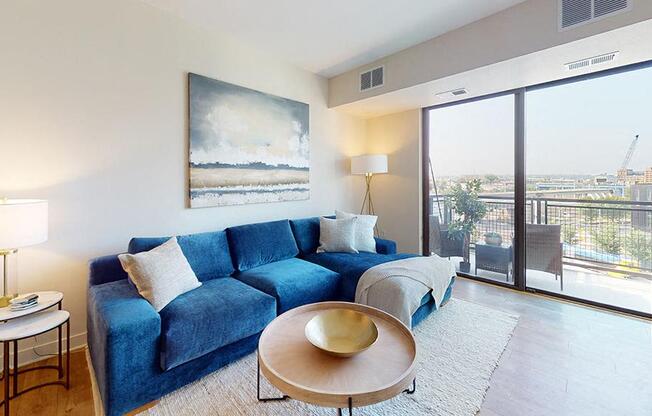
[
  {"xmin": 447, "ymin": 179, "xmax": 487, "ymax": 273},
  {"xmin": 484, "ymin": 231, "xmax": 503, "ymax": 246}
]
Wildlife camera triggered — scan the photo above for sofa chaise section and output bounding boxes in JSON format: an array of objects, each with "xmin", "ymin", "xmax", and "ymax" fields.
[{"xmin": 289, "ymin": 217, "xmax": 455, "ymax": 326}]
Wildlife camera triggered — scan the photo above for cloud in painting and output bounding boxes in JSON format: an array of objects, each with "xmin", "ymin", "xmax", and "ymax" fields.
[{"xmin": 190, "ymin": 75, "xmax": 309, "ymax": 168}]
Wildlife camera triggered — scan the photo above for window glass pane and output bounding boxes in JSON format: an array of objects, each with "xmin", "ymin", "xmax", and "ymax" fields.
[
  {"xmin": 427, "ymin": 95, "xmax": 516, "ymax": 284},
  {"xmin": 525, "ymin": 66, "xmax": 652, "ymax": 314}
]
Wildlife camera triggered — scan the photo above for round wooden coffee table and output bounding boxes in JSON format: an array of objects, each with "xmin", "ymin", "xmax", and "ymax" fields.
[{"xmin": 257, "ymin": 301, "xmax": 417, "ymax": 415}]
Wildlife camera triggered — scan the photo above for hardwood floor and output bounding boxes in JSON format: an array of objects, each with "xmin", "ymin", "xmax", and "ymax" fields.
[
  {"xmin": 8, "ymin": 278, "xmax": 651, "ymax": 415},
  {"xmin": 5, "ymin": 349, "xmax": 93, "ymax": 415},
  {"xmin": 454, "ymin": 277, "xmax": 652, "ymax": 416}
]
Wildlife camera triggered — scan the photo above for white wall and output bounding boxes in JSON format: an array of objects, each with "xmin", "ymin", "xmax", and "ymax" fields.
[
  {"xmin": 0, "ymin": 0, "xmax": 366, "ymax": 362},
  {"xmin": 330, "ymin": 0, "xmax": 652, "ymax": 107},
  {"xmin": 366, "ymin": 110, "xmax": 422, "ymax": 254}
]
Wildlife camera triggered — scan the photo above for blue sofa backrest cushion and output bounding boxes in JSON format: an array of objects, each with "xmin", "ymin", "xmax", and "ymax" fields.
[
  {"xmin": 89, "ymin": 254, "xmax": 129, "ymax": 286},
  {"xmin": 289, "ymin": 217, "xmax": 320, "ymax": 255},
  {"xmin": 128, "ymin": 230, "xmax": 234, "ymax": 281},
  {"xmin": 227, "ymin": 219, "xmax": 299, "ymax": 271},
  {"xmin": 289, "ymin": 215, "xmax": 336, "ymax": 255}
]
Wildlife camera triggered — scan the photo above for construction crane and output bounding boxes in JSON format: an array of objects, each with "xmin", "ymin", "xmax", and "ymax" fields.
[{"xmin": 620, "ymin": 134, "xmax": 640, "ymax": 170}]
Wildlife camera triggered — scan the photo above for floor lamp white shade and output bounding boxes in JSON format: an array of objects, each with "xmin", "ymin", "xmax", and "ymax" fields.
[
  {"xmin": 0, "ymin": 199, "xmax": 48, "ymax": 304},
  {"xmin": 0, "ymin": 199, "xmax": 48, "ymax": 249},
  {"xmin": 351, "ymin": 154, "xmax": 388, "ymax": 175}
]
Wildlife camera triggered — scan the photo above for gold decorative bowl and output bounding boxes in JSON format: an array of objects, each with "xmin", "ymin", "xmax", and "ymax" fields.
[{"xmin": 304, "ymin": 308, "xmax": 378, "ymax": 357}]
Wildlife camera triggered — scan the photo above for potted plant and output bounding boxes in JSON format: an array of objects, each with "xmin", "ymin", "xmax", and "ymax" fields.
[
  {"xmin": 447, "ymin": 179, "xmax": 487, "ymax": 273},
  {"xmin": 484, "ymin": 231, "xmax": 502, "ymax": 246}
]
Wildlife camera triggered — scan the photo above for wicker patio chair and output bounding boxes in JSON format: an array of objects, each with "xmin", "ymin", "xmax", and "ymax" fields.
[
  {"xmin": 429, "ymin": 215, "xmax": 465, "ymax": 258},
  {"xmin": 526, "ymin": 224, "xmax": 564, "ymax": 291}
]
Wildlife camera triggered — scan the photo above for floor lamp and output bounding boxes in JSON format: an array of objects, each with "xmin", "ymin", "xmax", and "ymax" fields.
[
  {"xmin": 0, "ymin": 199, "xmax": 48, "ymax": 307},
  {"xmin": 351, "ymin": 154, "xmax": 388, "ymax": 234}
]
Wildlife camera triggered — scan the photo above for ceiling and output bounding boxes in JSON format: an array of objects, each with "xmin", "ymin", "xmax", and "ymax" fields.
[{"xmin": 141, "ymin": 0, "xmax": 527, "ymax": 78}]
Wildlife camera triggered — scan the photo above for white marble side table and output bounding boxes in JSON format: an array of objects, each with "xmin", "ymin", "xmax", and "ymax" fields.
[{"xmin": 0, "ymin": 292, "xmax": 69, "ymax": 416}]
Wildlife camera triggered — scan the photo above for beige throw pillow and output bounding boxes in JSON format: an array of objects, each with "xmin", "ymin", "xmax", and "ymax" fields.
[
  {"xmin": 335, "ymin": 210, "xmax": 377, "ymax": 253},
  {"xmin": 118, "ymin": 237, "xmax": 201, "ymax": 312},
  {"xmin": 317, "ymin": 217, "xmax": 358, "ymax": 253}
]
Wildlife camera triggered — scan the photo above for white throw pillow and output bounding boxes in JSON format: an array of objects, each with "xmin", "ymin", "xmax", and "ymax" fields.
[
  {"xmin": 317, "ymin": 217, "xmax": 359, "ymax": 253},
  {"xmin": 336, "ymin": 210, "xmax": 377, "ymax": 253},
  {"xmin": 118, "ymin": 237, "xmax": 202, "ymax": 312}
]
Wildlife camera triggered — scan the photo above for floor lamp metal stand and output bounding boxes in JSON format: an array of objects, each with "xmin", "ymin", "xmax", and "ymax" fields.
[
  {"xmin": 359, "ymin": 174, "xmax": 382, "ymax": 236},
  {"xmin": 351, "ymin": 154, "xmax": 388, "ymax": 237}
]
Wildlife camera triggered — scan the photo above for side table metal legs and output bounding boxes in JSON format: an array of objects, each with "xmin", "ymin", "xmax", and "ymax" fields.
[
  {"xmin": 0, "ymin": 319, "xmax": 71, "ymax": 415},
  {"xmin": 256, "ymin": 352, "xmax": 288, "ymax": 402},
  {"xmin": 3, "ymin": 342, "xmax": 8, "ymax": 416},
  {"xmin": 334, "ymin": 378, "xmax": 415, "ymax": 416},
  {"xmin": 337, "ymin": 397, "xmax": 353, "ymax": 416},
  {"xmin": 257, "ymin": 352, "xmax": 417, "ymax": 416},
  {"xmin": 403, "ymin": 378, "xmax": 416, "ymax": 394}
]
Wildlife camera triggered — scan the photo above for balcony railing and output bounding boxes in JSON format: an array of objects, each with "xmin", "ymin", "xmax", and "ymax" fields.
[{"xmin": 431, "ymin": 195, "xmax": 652, "ymax": 272}]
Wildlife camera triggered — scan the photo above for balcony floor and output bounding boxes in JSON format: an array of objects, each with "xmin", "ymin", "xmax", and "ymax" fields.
[{"xmin": 452, "ymin": 254, "xmax": 652, "ymax": 315}]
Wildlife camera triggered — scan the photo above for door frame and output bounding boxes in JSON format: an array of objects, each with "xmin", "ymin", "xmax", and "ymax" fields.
[{"xmin": 421, "ymin": 59, "xmax": 652, "ymax": 319}]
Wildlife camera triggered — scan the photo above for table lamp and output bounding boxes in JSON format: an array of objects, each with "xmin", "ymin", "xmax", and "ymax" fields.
[
  {"xmin": 351, "ymin": 154, "xmax": 388, "ymax": 216},
  {"xmin": 0, "ymin": 199, "xmax": 48, "ymax": 307}
]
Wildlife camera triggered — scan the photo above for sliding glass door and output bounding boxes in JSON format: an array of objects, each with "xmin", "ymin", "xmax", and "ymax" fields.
[
  {"xmin": 425, "ymin": 93, "xmax": 516, "ymax": 285},
  {"xmin": 423, "ymin": 61, "xmax": 652, "ymax": 318},
  {"xmin": 525, "ymin": 65, "xmax": 652, "ymax": 314}
]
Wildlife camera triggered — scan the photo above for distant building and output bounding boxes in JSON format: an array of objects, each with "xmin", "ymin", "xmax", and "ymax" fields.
[
  {"xmin": 631, "ymin": 184, "xmax": 652, "ymax": 230},
  {"xmin": 644, "ymin": 167, "xmax": 652, "ymax": 184},
  {"xmin": 617, "ymin": 168, "xmax": 645, "ymax": 184}
]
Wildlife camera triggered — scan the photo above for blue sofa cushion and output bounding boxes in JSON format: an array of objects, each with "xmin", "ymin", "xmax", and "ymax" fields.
[
  {"xmin": 227, "ymin": 220, "xmax": 299, "ymax": 271},
  {"xmin": 303, "ymin": 252, "xmax": 416, "ymax": 301},
  {"xmin": 128, "ymin": 231, "xmax": 234, "ymax": 281},
  {"xmin": 375, "ymin": 238, "xmax": 397, "ymax": 255},
  {"xmin": 412, "ymin": 277, "xmax": 455, "ymax": 327},
  {"xmin": 235, "ymin": 258, "xmax": 340, "ymax": 314},
  {"xmin": 289, "ymin": 217, "xmax": 321, "ymax": 255},
  {"xmin": 159, "ymin": 277, "xmax": 276, "ymax": 370},
  {"xmin": 89, "ymin": 254, "xmax": 129, "ymax": 286}
]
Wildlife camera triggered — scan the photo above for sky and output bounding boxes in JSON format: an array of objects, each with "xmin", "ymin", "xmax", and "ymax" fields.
[{"xmin": 429, "ymin": 65, "xmax": 652, "ymax": 177}]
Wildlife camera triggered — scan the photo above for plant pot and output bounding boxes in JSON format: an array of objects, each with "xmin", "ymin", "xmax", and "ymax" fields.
[
  {"xmin": 459, "ymin": 261, "xmax": 471, "ymax": 273},
  {"xmin": 485, "ymin": 236, "xmax": 502, "ymax": 246}
]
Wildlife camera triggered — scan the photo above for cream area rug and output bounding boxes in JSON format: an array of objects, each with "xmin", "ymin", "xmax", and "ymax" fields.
[{"xmin": 145, "ymin": 299, "xmax": 518, "ymax": 416}]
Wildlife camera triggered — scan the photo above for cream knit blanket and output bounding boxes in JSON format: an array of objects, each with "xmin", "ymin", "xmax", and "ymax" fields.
[{"xmin": 355, "ymin": 256, "xmax": 456, "ymax": 327}]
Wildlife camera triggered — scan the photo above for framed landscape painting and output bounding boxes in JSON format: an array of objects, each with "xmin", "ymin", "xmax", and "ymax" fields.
[{"xmin": 188, "ymin": 73, "xmax": 310, "ymax": 207}]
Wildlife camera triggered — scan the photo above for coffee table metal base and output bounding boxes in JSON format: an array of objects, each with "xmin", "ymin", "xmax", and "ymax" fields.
[{"xmin": 256, "ymin": 351, "xmax": 416, "ymax": 415}]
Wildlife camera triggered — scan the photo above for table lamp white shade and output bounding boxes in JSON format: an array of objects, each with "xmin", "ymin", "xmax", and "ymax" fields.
[
  {"xmin": 351, "ymin": 154, "xmax": 388, "ymax": 175},
  {"xmin": 0, "ymin": 199, "xmax": 48, "ymax": 249}
]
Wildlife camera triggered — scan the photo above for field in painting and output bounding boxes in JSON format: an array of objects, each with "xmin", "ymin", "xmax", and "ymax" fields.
[{"xmin": 190, "ymin": 167, "xmax": 310, "ymax": 207}]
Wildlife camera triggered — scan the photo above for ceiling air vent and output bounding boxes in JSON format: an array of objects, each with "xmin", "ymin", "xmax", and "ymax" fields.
[
  {"xmin": 360, "ymin": 66, "xmax": 384, "ymax": 92},
  {"xmin": 436, "ymin": 88, "xmax": 468, "ymax": 99},
  {"xmin": 451, "ymin": 88, "xmax": 468, "ymax": 96},
  {"xmin": 565, "ymin": 51, "xmax": 619, "ymax": 71},
  {"xmin": 559, "ymin": 0, "xmax": 631, "ymax": 30}
]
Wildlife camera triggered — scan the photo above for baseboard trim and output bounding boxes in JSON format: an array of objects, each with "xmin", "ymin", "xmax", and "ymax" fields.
[{"xmin": 0, "ymin": 331, "xmax": 87, "ymax": 367}]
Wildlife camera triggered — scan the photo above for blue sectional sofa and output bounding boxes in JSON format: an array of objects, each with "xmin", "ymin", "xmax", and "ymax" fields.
[{"xmin": 87, "ymin": 217, "xmax": 454, "ymax": 416}]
